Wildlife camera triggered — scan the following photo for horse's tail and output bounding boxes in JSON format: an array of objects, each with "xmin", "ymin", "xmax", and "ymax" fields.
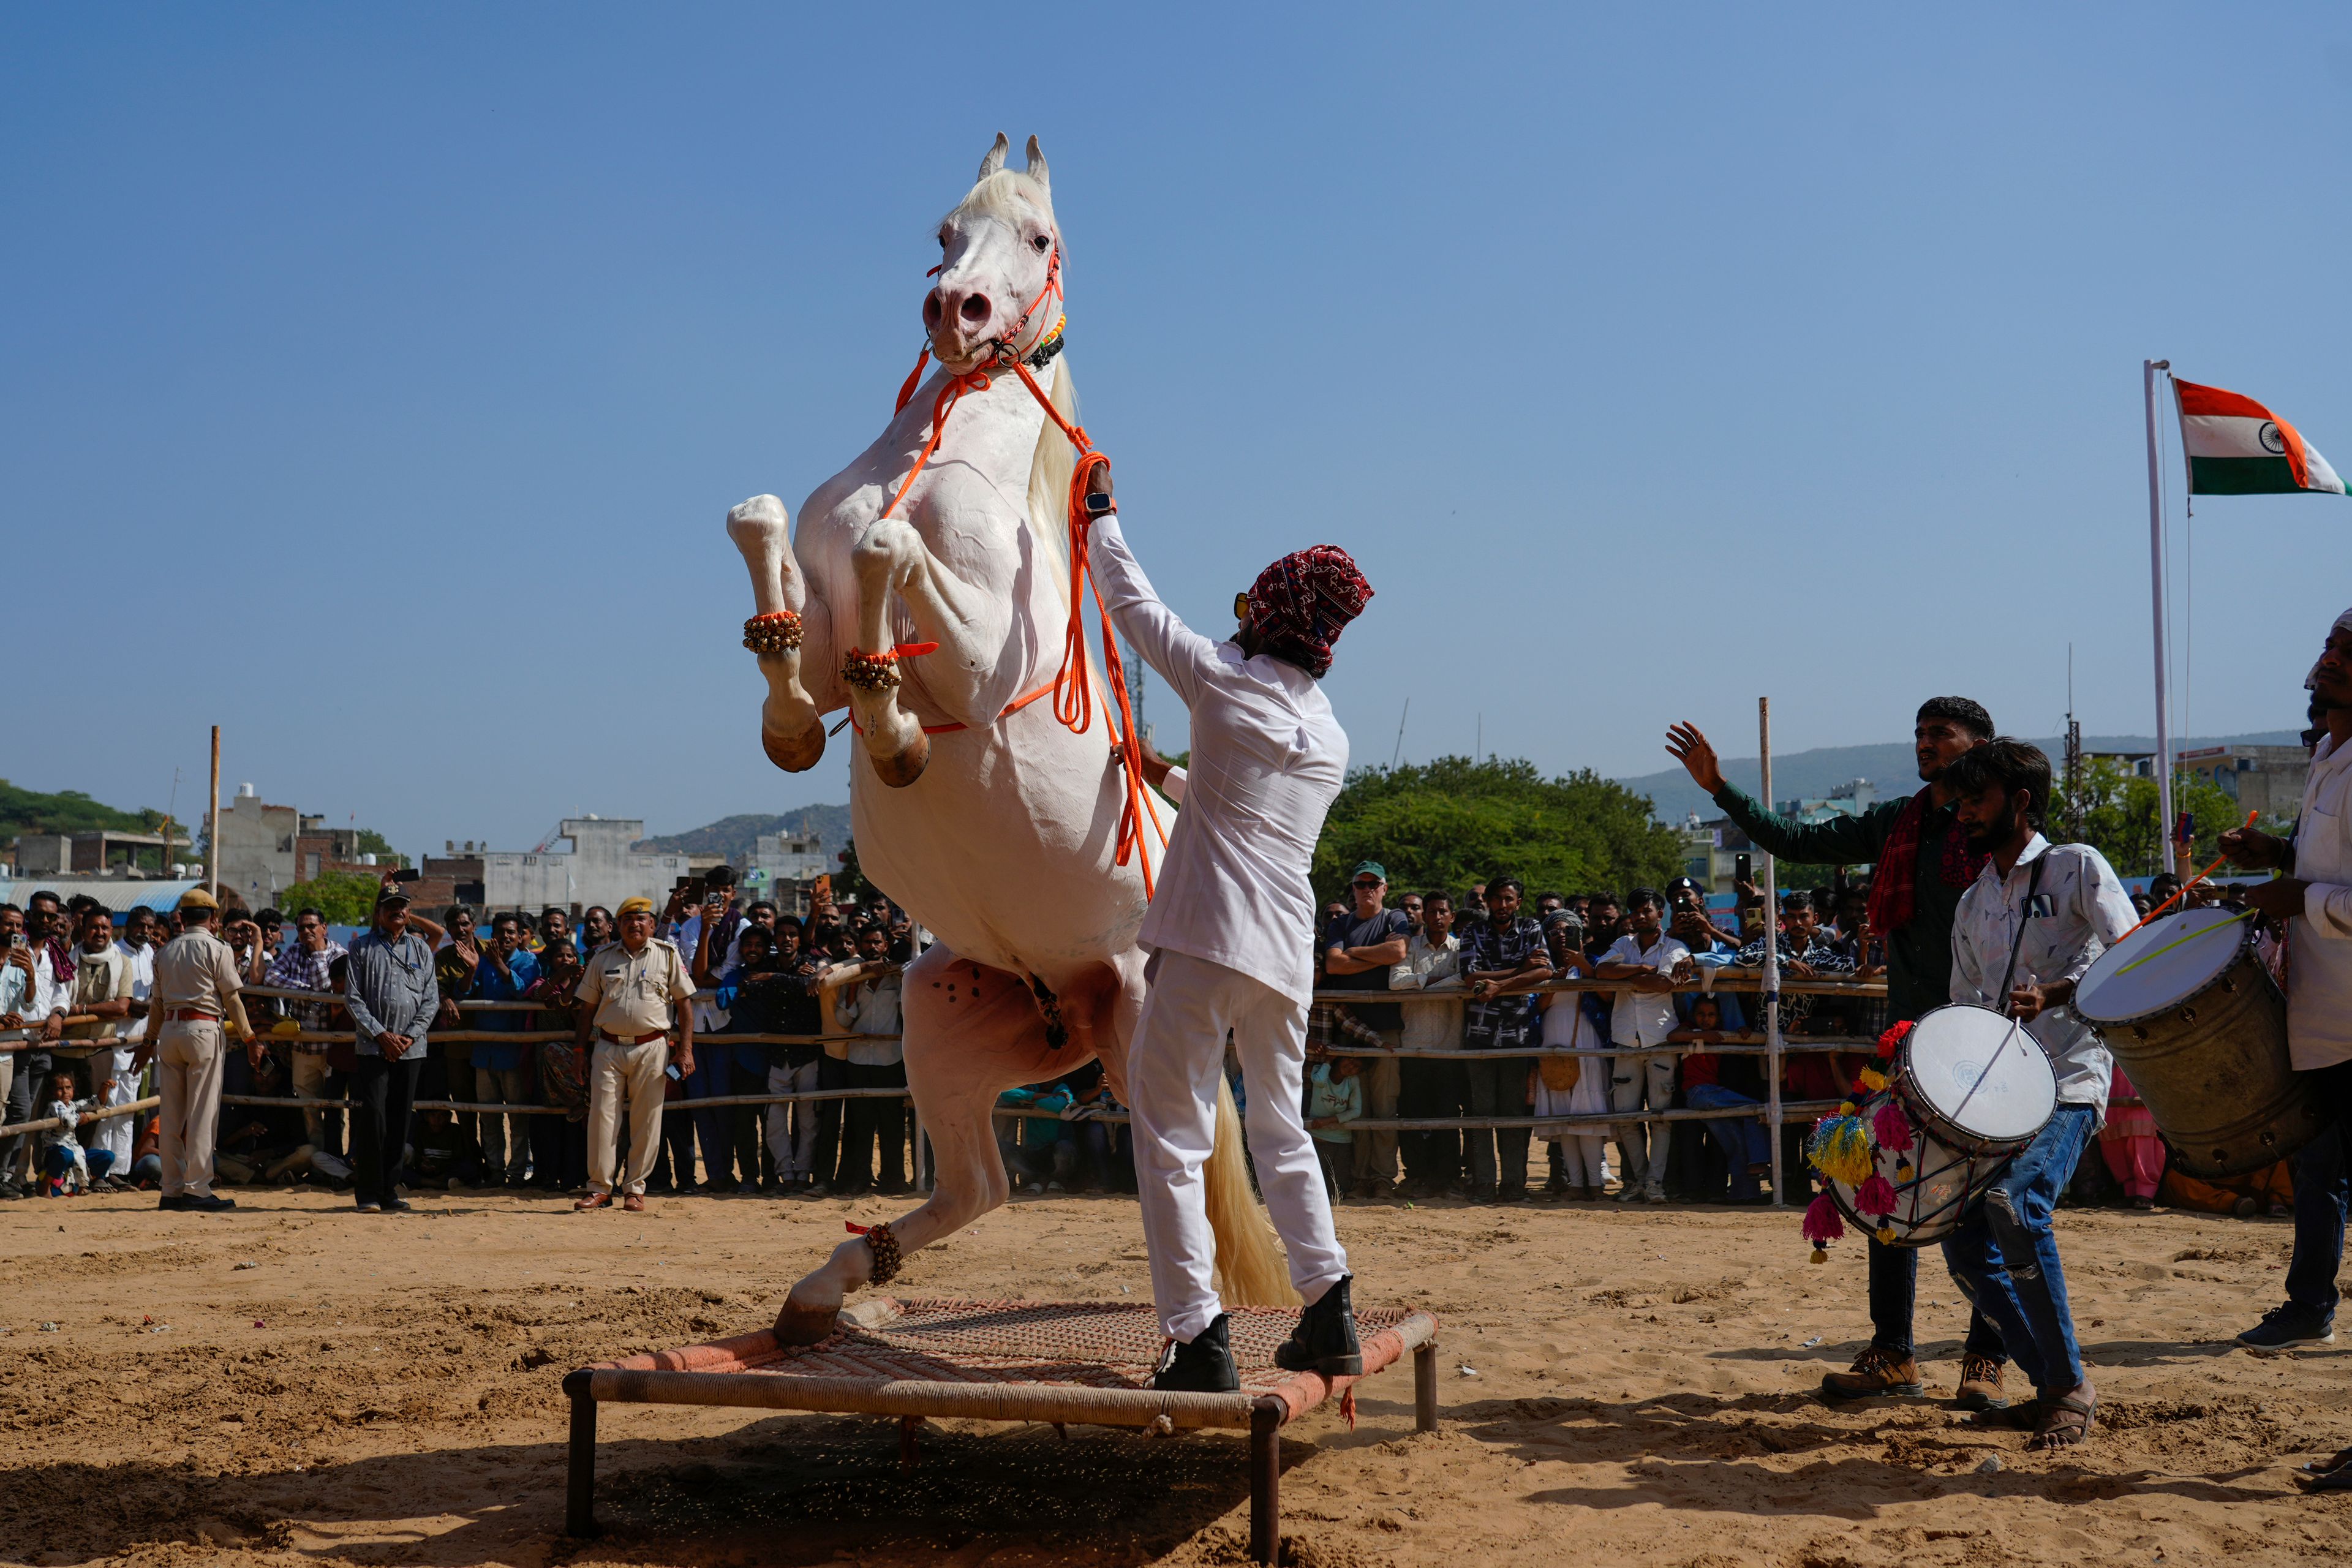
[{"xmin": 1204, "ymin": 1074, "xmax": 1299, "ymax": 1306}]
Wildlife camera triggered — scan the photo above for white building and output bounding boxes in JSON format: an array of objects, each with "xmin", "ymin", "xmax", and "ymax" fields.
[{"xmin": 481, "ymin": 816, "xmax": 692, "ymax": 914}]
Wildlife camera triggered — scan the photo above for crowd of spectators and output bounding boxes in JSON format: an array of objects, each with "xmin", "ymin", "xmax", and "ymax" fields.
[{"xmin": 0, "ymin": 862, "xmax": 2299, "ymax": 1220}]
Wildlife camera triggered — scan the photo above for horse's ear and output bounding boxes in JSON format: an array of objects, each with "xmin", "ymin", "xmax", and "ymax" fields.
[
  {"xmin": 1024, "ymin": 135, "xmax": 1050, "ymax": 194},
  {"xmin": 978, "ymin": 132, "xmax": 1009, "ymax": 181}
]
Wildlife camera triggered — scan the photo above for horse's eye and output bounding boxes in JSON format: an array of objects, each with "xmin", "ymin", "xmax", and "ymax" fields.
[{"xmin": 1032, "ymin": 234, "xmax": 1050, "ymax": 252}]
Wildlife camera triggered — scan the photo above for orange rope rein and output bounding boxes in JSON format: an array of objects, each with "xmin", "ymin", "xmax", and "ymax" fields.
[{"xmin": 858, "ymin": 241, "xmax": 1166, "ymax": 897}]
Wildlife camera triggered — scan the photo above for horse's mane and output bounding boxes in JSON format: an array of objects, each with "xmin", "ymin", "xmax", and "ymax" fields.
[{"xmin": 1025, "ymin": 358, "xmax": 1077, "ymax": 601}]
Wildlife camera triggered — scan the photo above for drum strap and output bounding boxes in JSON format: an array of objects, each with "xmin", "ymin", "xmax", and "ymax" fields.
[{"xmin": 1993, "ymin": 854, "xmax": 2051, "ymax": 1016}]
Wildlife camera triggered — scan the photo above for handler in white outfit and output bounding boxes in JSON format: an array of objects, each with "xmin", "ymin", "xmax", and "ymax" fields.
[{"xmin": 1086, "ymin": 469, "xmax": 1376, "ymax": 1390}]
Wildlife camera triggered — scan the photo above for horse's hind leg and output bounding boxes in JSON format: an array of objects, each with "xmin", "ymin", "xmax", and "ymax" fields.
[
  {"xmin": 774, "ymin": 943, "xmax": 1066, "ymax": 1344},
  {"xmin": 727, "ymin": 495, "xmax": 829, "ymax": 772}
]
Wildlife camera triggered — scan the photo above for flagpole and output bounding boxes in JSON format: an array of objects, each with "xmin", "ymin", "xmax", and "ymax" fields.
[{"xmin": 2144, "ymin": 358, "xmax": 2176, "ymax": 875}]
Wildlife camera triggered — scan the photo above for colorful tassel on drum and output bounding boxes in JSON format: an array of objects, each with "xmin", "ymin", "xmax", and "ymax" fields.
[
  {"xmin": 1803, "ymin": 1193, "xmax": 1845, "ymax": 1265},
  {"xmin": 1854, "ymin": 1173, "xmax": 1898, "ymax": 1217},
  {"xmin": 1875, "ymin": 1226, "xmax": 1898, "ymax": 1245},
  {"xmin": 1871, "ymin": 1099, "xmax": 1915, "ymax": 1154},
  {"xmin": 1857, "ymin": 1067, "xmax": 1888, "ymax": 1094},
  {"xmin": 1875, "ymin": 1020, "xmax": 1913, "ymax": 1059},
  {"xmin": 1808, "ymin": 1116, "xmax": 1876, "ymax": 1187}
]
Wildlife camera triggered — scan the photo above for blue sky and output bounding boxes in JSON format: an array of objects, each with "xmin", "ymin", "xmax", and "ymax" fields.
[{"xmin": 8, "ymin": 5, "xmax": 2350, "ymax": 856}]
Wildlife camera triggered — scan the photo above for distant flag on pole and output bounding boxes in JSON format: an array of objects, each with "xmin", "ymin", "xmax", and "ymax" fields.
[{"xmin": 2173, "ymin": 377, "xmax": 2346, "ymax": 496}]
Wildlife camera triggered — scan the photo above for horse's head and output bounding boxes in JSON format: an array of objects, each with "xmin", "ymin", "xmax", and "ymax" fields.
[{"xmin": 926, "ymin": 132, "xmax": 1061, "ymax": 371}]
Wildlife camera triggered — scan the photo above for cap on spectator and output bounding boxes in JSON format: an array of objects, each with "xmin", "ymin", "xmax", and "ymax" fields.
[
  {"xmin": 616, "ymin": 895, "xmax": 655, "ymax": 916},
  {"xmin": 1542, "ymin": 909, "xmax": 1581, "ymax": 929},
  {"xmin": 1350, "ymin": 861, "xmax": 1387, "ymax": 883},
  {"xmin": 1665, "ymin": 875, "xmax": 1703, "ymax": 896},
  {"xmin": 175, "ymin": 888, "xmax": 219, "ymax": 912},
  {"xmin": 374, "ymin": 884, "xmax": 412, "ymax": 908}
]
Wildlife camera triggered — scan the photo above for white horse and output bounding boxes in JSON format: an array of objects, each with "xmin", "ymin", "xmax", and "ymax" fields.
[{"xmin": 727, "ymin": 134, "xmax": 1291, "ymax": 1342}]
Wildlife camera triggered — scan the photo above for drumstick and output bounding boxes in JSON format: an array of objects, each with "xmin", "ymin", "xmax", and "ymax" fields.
[
  {"xmin": 2121, "ymin": 810, "xmax": 2258, "ymax": 938},
  {"xmin": 2109, "ymin": 907, "xmax": 2257, "ymax": 979}
]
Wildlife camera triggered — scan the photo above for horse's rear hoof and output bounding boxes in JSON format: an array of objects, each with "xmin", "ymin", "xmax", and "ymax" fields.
[
  {"xmin": 763, "ymin": 722, "xmax": 826, "ymax": 773},
  {"xmin": 774, "ymin": 1298, "xmax": 841, "ymax": 1346},
  {"xmin": 870, "ymin": 728, "xmax": 930, "ymax": 788}
]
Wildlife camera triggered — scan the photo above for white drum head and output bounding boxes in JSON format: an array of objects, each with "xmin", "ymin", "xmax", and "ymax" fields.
[
  {"xmin": 1904, "ymin": 1005, "xmax": 2057, "ymax": 1144},
  {"xmin": 2074, "ymin": 906, "xmax": 2248, "ymax": 1024}
]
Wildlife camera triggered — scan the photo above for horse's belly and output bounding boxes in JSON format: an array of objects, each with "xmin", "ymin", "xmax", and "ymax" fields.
[{"xmin": 851, "ymin": 722, "xmax": 1154, "ymax": 979}]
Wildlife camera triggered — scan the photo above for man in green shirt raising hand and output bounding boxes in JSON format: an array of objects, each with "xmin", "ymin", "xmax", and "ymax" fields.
[{"xmin": 1666, "ymin": 696, "xmax": 2010, "ymax": 1409}]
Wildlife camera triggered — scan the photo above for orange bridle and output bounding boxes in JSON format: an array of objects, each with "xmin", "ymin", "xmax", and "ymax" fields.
[{"xmin": 861, "ymin": 239, "xmax": 1168, "ymax": 897}]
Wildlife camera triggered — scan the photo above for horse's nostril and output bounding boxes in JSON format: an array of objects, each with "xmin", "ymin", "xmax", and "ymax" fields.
[
  {"xmin": 959, "ymin": 292, "xmax": 992, "ymax": 326},
  {"xmin": 923, "ymin": 292, "xmax": 943, "ymax": 328}
]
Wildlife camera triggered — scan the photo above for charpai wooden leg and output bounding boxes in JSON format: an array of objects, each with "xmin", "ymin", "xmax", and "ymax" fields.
[
  {"xmin": 564, "ymin": 1371, "xmax": 599, "ymax": 1538},
  {"xmin": 1250, "ymin": 1396, "xmax": 1283, "ymax": 1565},
  {"xmin": 1415, "ymin": 1340, "xmax": 1439, "ymax": 1433}
]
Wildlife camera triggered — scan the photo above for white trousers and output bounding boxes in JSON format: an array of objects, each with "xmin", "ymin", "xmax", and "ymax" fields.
[
  {"xmin": 86, "ymin": 1046, "xmax": 140, "ymax": 1166},
  {"xmin": 1609, "ymin": 1051, "xmax": 1676, "ymax": 1193},
  {"xmin": 586, "ymin": 1039, "xmax": 669, "ymax": 1196},
  {"xmin": 157, "ymin": 1021, "xmax": 225, "ymax": 1198},
  {"xmin": 1128, "ymin": 949, "xmax": 1348, "ymax": 1343}
]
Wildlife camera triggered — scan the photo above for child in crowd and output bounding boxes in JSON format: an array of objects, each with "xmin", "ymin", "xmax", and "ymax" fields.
[
  {"xmin": 1305, "ymin": 1054, "xmax": 1363, "ymax": 1199},
  {"xmin": 40, "ymin": 1072, "xmax": 115, "ymax": 1196},
  {"xmin": 1670, "ymin": 995, "xmax": 1772, "ymax": 1204}
]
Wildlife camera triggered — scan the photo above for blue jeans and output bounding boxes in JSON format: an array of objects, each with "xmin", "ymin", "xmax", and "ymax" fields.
[
  {"xmin": 1941, "ymin": 1103, "xmax": 2097, "ymax": 1396},
  {"xmin": 2284, "ymin": 1060, "xmax": 2352, "ymax": 1315},
  {"xmin": 686, "ymin": 1051, "xmax": 735, "ymax": 1186},
  {"xmin": 1686, "ymin": 1084, "xmax": 1769, "ymax": 1167}
]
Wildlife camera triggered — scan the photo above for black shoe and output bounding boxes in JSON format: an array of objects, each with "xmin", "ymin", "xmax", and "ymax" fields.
[
  {"xmin": 383, "ymin": 1197, "xmax": 413, "ymax": 1213},
  {"xmin": 1153, "ymin": 1313, "xmax": 1240, "ymax": 1393},
  {"xmin": 2239, "ymin": 1301, "xmax": 2336, "ymax": 1349},
  {"xmin": 1275, "ymin": 1274, "xmax": 1363, "ymax": 1378},
  {"xmin": 182, "ymin": 1194, "xmax": 238, "ymax": 1213},
  {"xmin": 156, "ymin": 1193, "xmax": 190, "ymax": 1212}
]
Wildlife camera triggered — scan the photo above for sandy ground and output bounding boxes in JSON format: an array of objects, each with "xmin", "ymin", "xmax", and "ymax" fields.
[{"xmin": 4, "ymin": 1183, "xmax": 2349, "ymax": 1567}]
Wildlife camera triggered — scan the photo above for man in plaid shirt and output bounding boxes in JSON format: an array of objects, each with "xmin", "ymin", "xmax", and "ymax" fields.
[
  {"xmin": 265, "ymin": 907, "xmax": 345, "ymax": 1154},
  {"xmin": 1455, "ymin": 875, "xmax": 1553, "ymax": 1199}
]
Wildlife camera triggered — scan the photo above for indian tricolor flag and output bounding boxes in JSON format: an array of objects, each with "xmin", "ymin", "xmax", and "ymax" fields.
[{"xmin": 2174, "ymin": 378, "xmax": 2346, "ymax": 496}]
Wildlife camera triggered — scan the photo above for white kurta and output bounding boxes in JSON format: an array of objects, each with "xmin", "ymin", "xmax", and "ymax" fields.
[
  {"xmin": 1090, "ymin": 514, "xmax": 1350, "ymax": 1342},
  {"xmin": 2290, "ymin": 732, "xmax": 2352, "ymax": 1069},
  {"xmin": 1090, "ymin": 516, "xmax": 1347, "ymax": 1008}
]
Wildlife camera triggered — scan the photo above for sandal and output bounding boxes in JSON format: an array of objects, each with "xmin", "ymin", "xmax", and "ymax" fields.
[
  {"xmin": 2302, "ymin": 1445, "xmax": 2352, "ymax": 1474},
  {"xmin": 1969, "ymin": 1399, "xmax": 2043, "ymax": 1430},
  {"xmin": 2297, "ymin": 1460, "xmax": 2352, "ymax": 1493},
  {"xmin": 2029, "ymin": 1385, "xmax": 2096, "ymax": 1451}
]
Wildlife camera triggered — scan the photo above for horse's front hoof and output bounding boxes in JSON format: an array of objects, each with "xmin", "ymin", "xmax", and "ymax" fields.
[
  {"xmin": 762, "ymin": 720, "xmax": 826, "ymax": 773},
  {"xmin": 774, "ymin": 1297, "xmax": 842, "ymax": 1346},
  {"xmin": 870, "ymin": 728, "xmax": 930, "ymax": 788}
]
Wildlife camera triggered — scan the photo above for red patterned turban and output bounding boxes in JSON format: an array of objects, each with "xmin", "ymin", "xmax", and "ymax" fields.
[{"xmin": 1245, "ymin": 545, "xmax": 1373, "ymax": 677}]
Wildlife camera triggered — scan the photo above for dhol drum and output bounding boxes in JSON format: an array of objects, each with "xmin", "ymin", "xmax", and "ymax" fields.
[
  {"xmin": 2072, "ymin": 905, "xmax": 2324, "ymax": 1177},
  {"xmin": 1826, "ymin": 1004, "xmax": 2057, "ymax": 1246}
]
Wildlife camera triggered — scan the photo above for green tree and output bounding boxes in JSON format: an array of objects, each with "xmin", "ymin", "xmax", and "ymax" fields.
[
  {"xmin": 2057, "ymin": 758, "xmax": 2266, "ymax": 878},
  {"xmin": 279, "ymin": 870, "xmax": 383, "ymax": 927},
  {"xmin": 1313, "ymin": 755, "xmax": 1687, "ymax": 903},
  {"xmin": 834, "ymin": 840, "xmax": 877, "ymax": 905}
]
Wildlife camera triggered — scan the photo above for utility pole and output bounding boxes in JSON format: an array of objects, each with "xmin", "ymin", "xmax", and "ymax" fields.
[{"xmin": 2064, "ymin": 644, "xmax": 2084, "ymax": 842}]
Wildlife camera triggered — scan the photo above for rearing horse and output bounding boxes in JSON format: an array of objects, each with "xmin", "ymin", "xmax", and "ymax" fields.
[{"xmin": 726, "ymin": 133, "xmax": 1290, "ymax": 1341}]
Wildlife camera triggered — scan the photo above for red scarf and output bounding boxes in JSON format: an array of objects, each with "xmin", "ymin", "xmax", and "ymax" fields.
[{"xmin": 1863, "ymin": 787, "xmax": 1990, "ymax": 933}]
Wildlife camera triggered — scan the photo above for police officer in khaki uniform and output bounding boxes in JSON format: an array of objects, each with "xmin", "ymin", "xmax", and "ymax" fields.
[
  {"xmin": 573, "ymin": 895, "xmax": 695, "ymax": 1212},
  {"xmin": 135, "ymin": 889, "xmax": 255, "ymax": 1212}
]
